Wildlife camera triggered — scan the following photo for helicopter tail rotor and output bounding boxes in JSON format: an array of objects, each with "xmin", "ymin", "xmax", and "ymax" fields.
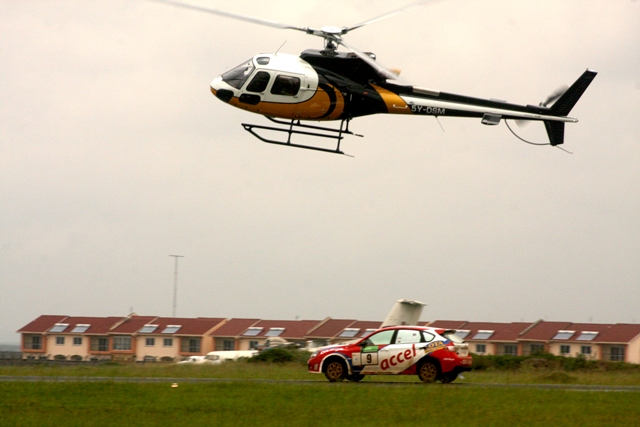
[
  {"xmin": 512, "ymin": 70, "xmax": 597, "ymax": 145},
  {"xmin": 515, "ymin": 84, "xmax": 569, "ymax": 128}
]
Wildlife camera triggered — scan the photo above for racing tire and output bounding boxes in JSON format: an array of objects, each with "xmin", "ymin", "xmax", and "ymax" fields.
[
  {"xmin": 347, "ymin": 374, "xmax": 365, "ymax": 382},
  {"xmin": 417, "ymin": 360, "xmax": 439, "ymax": 383},
  {"xmin": 440, "ymin": 372, "xmax": 458, "ymax": 384},
  {"xmin": 324, "ymin": 359, "xmax": 347, "ymax": 382}
]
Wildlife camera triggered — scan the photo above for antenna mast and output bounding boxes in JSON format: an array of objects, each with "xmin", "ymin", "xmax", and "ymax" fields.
[{"xmin": 169, "ymin": 255, "xmax": 184, "ymax": 317}]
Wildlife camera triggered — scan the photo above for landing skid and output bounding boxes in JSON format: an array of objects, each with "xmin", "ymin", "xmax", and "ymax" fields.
[{"xmin": 241, "ymin": 117, "xmax": 362, "ymax": 155}]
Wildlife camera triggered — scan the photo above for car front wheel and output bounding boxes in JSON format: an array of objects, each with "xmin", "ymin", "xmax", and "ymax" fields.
[
  {"xmin": 417, "ymin": 361, "xmax": 439, "ymax": 383},
  {"xmin": 324, "ymin": 359, "xmax": 347, "ymax": 382}
]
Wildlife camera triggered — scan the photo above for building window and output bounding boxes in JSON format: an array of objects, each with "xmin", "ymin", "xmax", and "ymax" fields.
[
  {"xmin": 24, "ymin": 335, "xmax": 42, "ymax": 350},
  {"xmin": 162, "ymin": 325, "xmax": 181, "ymax": 334},
  {"xmin": 71, "ymin": 324, "xmax": 90, "ymax": 333},
  {"xmin": 242, "ymin": 327, "xmax": 263, "ymax": 337},
  {"xmin": 50, "ymin": 323, "xmax": 69, "ymax": 333},
  {"xmin": 455, "ymin": 330, "xmax": 471, "ymax": 340},
  {"xmin": 553, "ymin": 330, "xmax": 575, "ymax": 340},
  {"xmin": 146, "ymin": 338, "xmax": 155, "ymax": 347},
  {"xmin": 56, "ymin": 336, "xmax": 65, "ymax": 345},
  {"xmin": 576, "ymin": 331, "xmax": 598, "ymax": 341},
  {"xmin": 223, "ymin": 340, "xmax": 235, "ymax": 351},
  {"xmin": 503, "ymin": 345, "xmax": 517, "ymax": 356},
  {"xmin": 113, "ymin": 336, "xmax": 132, "ymax": 351},
  {"xmin": 182, "ymin": 338, "xmax": 201, "ymax": 353},
  {"xmin": 473, "ymin": 330, "xmax": 494, "ymax": 340},
  {"xmin": 265, "ymin": 328, "xmax": 285, "ymax": 337},
  {"xmin": 73, "ymin": 337, "xmax": 82, "ymax": 346},
  {"xmin": 610, "ymin": 346, "xmax": 625, "ymax": 362},
  {"xmin": 560, "ymin": 345, "xmax": 571, "ymax": 355},
  {"xmin": 581, "ymin": 346, "xmax": 591, "ymax": 355},
  {"xmin": 530, "ymin": 344, "xmax": 545, "ymax": 355},
  {"xmin": 338, "ymin": 328, "xmax": 359, "ymax": 338},
  {"xmin": 139, "ymin": 325, "xmax": 158, "ymax": 334},
  {"xmin": 90, "ymin": 337, "xmax": 109, "ymax": 352},
  {"xmin": 249, "ymin": 340, "xmax": 259, "ymax": 350},
  {"xmin": 163, "ymin": 338, "xmax": 173, "ymax": 347},
  {"xmin": 475, "ymin": 344, "xmax": 486, "ymax": 354}
]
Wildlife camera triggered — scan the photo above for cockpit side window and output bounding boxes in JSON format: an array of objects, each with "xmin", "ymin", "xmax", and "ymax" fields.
[
  {"xmin": 246, "ymin": 71, "xmax": 271, "ymax": 93},
  {"xmin": 221, "ymin": 59, "xmax": 255, "ymax": 90},
  {"xmin": 271, "ymin": 75, "xmax": 300, "ymax": 96}
]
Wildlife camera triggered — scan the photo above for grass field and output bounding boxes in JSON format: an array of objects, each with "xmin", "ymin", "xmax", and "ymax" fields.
[
  {"xmin": 1, "ymin": 361, "xmax": 640, "ymax": 426},
  {"xmin": 1, "ymin": 380, "xmax": 639, "ymax": 427},
  {"xmin": 3, "ymin": 359, "xmax": 640, "ymax": 385}
]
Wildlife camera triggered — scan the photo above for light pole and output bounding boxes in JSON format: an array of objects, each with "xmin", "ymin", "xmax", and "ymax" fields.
[{"xmin": 169, "ymin": 255, "xmax": 184, "ymax": 317}]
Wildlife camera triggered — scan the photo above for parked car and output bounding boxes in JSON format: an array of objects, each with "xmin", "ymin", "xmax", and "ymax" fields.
[
  {"xmin": 176, "ymin": 355, "xmax": 208, "ymax": 364},
  {"xmin": 307, "ymin": 326, "xmax": 472, "ymax": 383},
  {"xmin": 257, "ymin": 337, "xmax": 300, "ymax": 351},
  {"xmin": 204, "ymin": 350, "xmax": 258, "ymax": 362}
]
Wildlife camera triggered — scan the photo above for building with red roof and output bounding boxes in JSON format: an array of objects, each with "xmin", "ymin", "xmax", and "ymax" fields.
[
  {"xmin": 134, "ymin": 317, "xmax": 226, "ymax": 362},
  {"xmin": 429, "ymin": 319, "xmax": 640, "ymax": 363},
  {"xmin": 210, "ymin": 318, "xmax": 261, "ymax": 351},
  {"xmin": 520, "ymin": 321, "xmax": 640, "ymax": 362},
  {"xmin": 16, "ymin": 314, "xmax": 640, "ymax": 364},
  {"xmin": 428, "ymin": 320, "xmax": 535, "ymax": 356}
]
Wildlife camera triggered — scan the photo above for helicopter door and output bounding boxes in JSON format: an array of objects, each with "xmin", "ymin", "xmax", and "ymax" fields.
[
  {"xmin": 264, "ymin": 74, "xmax": 304, "ymax": 105},
  {"xmin": 239, "ymin": 70, "xmax": 272, "ymax": 105}
]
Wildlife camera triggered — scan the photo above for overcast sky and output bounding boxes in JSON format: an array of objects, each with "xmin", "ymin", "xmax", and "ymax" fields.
[{"xmin": 1, "ymin": 0, "xmax": 639, "ymax": 343}]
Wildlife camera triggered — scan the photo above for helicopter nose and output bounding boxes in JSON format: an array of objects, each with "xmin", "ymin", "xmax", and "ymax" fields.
[
  {"xmin": 210, "ymin": 76, "xmax": 234, "ymax": 103},
  {"xmin": 210, "ymin": 76, "xmax": 222, "ymax": 96}
]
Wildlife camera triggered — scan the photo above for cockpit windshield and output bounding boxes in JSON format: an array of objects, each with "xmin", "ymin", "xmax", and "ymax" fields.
[{"xmin": 221, "ymin": 58, "xmax": 255, "ymax": 90}]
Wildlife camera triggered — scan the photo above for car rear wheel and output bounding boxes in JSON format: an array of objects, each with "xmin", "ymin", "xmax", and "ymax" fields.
[
  {"xmin": 324, "ymin": 359, "xmax": 347, "ymax": 382},
  {"xmin": 417, "ymin": 361, "xmax": 439, "ymax": 383},
  {"xmin": 440, "ymin": 372, "xmax": 458, "ymax": 384},
  {"xmin": 347, "ymin": 374, "xmax": 365, "ymax": 382}
]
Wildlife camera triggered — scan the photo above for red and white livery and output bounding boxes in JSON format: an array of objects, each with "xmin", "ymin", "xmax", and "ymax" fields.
[{"xmin": 308, "ymin": 326, "xmax": 472, "ymax": 383}]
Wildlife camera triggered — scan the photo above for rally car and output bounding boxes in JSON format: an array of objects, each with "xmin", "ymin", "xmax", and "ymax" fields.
[{"xmin": 307, "ymin": 326, "xmax": 472, "ymax": 383}]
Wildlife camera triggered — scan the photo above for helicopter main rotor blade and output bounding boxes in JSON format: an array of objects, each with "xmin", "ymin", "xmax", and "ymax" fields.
[
  {"xmin": 338, "ymin": 39, "xmax": 400, "ymax": 81},
  {"xmin": 345, "ymin": 0, "xmax": 441, "ymax": 33},
  {"xmin": 150, "ymin": 0, "xmax": 308, "ymax": 32}
]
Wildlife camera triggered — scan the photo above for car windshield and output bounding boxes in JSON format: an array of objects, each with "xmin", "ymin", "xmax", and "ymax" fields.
[
  {"xmin": 443, "ymin": 330, "xmax": 465, "ymax": 344},
  {"xmin": 221, "ymin": 58, "xmax": 255, "ymax": 89}
]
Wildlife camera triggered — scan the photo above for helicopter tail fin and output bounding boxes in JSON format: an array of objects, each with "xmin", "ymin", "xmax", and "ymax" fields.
[
  {"xmin": 549, "ymin": 69, "xmax": 597, "ymax": 117},
  {"xmin": 543, "ymin": 69, "xmax": 597, "ymax": 145}
]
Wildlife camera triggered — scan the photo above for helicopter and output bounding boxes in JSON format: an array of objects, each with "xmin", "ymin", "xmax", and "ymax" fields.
[{"xmin": 153, "ymin": 0, "xmax": 597, "ymax": 155}]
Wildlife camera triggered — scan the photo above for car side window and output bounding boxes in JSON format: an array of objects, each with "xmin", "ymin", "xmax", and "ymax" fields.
[
  {"xmin": 246, "ymin": 71, "xmax": 270, "ymax": 93},
  {"xmin": 422, "ymin": 331, "xmax": 435, "ymax": 343},
  {"xmin": 366, "ymin": 330, "xmax": 395, "ymax": 346},
  {"xmin": 271, "ymin": 75, "xmax": 300, "ymax": 96},
  {"xmin": 395, "ymin": 329, "xmax": 422, "ymax": 344}
]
